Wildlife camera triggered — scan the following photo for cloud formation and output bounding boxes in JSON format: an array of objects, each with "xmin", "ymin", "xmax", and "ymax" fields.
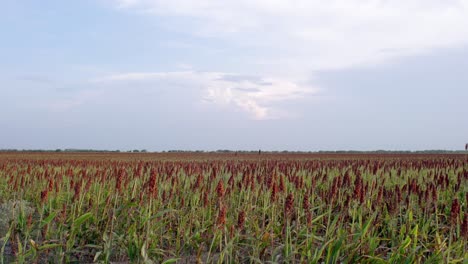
[
  {"xmin": 113, "ymin": 0, "xmax": 468, "ymax": 72},
  {"xmin": 95, "ymin": 71, "xmax": 315, "ymax": 119},
  {"xmin": 109, "ymin": 1, "xmax": 468, "ymax": 119}
]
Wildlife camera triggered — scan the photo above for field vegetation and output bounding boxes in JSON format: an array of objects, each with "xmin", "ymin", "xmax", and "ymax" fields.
[{"xmin": 0, "ymin": 152, "xmax": 466, "ymax": 263}]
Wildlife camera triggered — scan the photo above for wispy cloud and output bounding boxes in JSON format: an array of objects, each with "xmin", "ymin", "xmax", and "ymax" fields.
[
  {"xmin": 112, "ymin": 0, "xmax": 468, "ymax": 73},
  {"xmin": 107, "ymin": 1, "xmax": 468, "ymax": 119},
  {"xmin": 16, "ymin": 75, "xmax": 53, "ymax": 84},
  {"xmin": 95, "ymin": 71, "xmax": 316, "ymax": 119},
  {"xmin": 43, "ymin": 90, "xmax": 104, "ymax": 112}
]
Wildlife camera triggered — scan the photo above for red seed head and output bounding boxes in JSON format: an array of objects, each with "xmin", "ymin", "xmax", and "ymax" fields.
[
  {"xmin": 303, "ymin": 193, "xmax": 310, "ymax": 211},
  {"xmin": 237, "ymin": 210, "xmax": 246, "ymax": 230},
  {"xmin": 40, "ymin": 189, "xmax": 48, "ymax": 204},
  {"xmin": 194, "ymin": 174, "xmax": 203, "ymax": 190},
  {"xmin": 73, "ymin": 180, "xmax": 81, "ymax": 200},
  {"xmin": 461, "ymin": 213, "xmax": 468, "ymax": 239},
  {"xmin": 216, "ymin": 180, "xmax": 225, "ymax": 198},
  {"xmin": 284, "ymin": 193, "xmax": 294, "ymax": 216},
  {"xmin": 216, "ymin": 205, "xmax": 227, "ymax": 228},
  {"xmin": 147, "ymin": 171, "xmax": 158, "ymax": 198},
  {"xmin": 203, "ymin": 192, "xmax": 209, "ymax": 208},
  {"xmin": 450, "ymin": 198, "xmax": 460, "ymax": 225},
  {"xmin": 306, "ymin": 212, "xmax": 313, "ymax": 226},
  {"xmin": 271, "ymin": 181, "xmax": 278, "ymax": 202},
  {"xmin": 47, "ymin": 178, "xmax": 53, "ymax": 192},
  {"xmin": 279, "ymin": 176, "xmax": 285, "ymax": 193},
  {"xmin": 354, "ymin": 176, "xmax": 363, "ymax": 203}
]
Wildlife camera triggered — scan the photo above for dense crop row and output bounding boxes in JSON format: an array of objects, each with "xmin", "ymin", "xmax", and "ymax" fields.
[{"xmin": 0, "ymin": 153, "xmax": 467, "ymax": 263}]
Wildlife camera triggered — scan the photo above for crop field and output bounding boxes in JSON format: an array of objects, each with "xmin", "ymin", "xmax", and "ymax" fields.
[{"xmin": 0, "ymin": 152, "xmax": 466, "ymax": 263}]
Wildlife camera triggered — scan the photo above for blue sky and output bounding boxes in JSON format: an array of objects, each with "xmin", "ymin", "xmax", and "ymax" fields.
[{"xmin": 1, "ymin": 0, "xmax": 468, "ymax": 151}]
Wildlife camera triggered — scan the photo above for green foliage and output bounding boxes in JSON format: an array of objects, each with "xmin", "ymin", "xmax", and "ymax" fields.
[{"xmin": 0, "ymin": 153, "xmax": 466, "ymax": 262}]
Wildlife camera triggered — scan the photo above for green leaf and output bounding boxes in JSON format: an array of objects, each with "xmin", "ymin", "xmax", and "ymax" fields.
[
  {"xmin": 93, "ymin": 251, "xmax": 102, "ymax": 262},
  {"xmin": 363, "ymin": 255, "xmax": 387, "ymax": 264},
  {"xmin": 149, "ymin": 209, "xmax": 178, "ymax": 221},
  {"xmin": 40, "ymin": 211, "xmax": 57, "ymax": 228},
  {"xmin": 411, "ymin": 224, "xmax": 418, "ymax": 236},
  {"xmin": 398, "ymin": 236, "xmax": 412, "ymax": 255},
  {"xmin": 361, "ymin": 213, "xmax": 376, "ymax": 239},
  {"xmin": 73, "ymin": 212, "xmax": 93, "ymax": 228},
  {"xmin": 310, "ymin": 212, "xmax": 327, "ymax": 225},
  {"xmin": 141, "ymin": 242, "xmax": 154, "ymax": 264},
  {"xmin": 38, "ymin": 243, "xmax": 62, "ymax": 251},
  {"xmin": 17, "ymin": 236, "xmax": 23, "ymax": 254},
  {"xmin": 1, "ymin": 225, "xmax": 12, "ymax": 253},
  {"xmin": 162, "ymin": 258, "xmax": 180, "ymax": 264}
]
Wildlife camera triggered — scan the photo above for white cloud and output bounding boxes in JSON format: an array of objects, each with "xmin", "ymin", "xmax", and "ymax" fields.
[
  {"xmin": 108, "ymin": 0, "xmax": 468, "ymax": 118},
  {"xmin": 95, "ymin": 71, "xmax": 316, "ymax": 119},
  {"xmin": 112, "ymin": 0, "xmax": 468, "ymax": 73},
  {"xmin": 42, "ymin": 90, "xmax": 104, "ymax": 112}
]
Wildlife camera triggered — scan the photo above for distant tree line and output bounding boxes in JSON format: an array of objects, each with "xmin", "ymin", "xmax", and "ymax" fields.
[
  {"xmin": 0, "ymin": 149, "xmax": 467, "ymax": 154},
  {"xmin": 0, "ymin": 149, "xmax": 121, "ymax": 153}
]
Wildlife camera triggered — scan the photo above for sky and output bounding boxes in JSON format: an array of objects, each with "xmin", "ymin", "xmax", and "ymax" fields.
[{"xmin": 1, "ymin": 0, "xmax": 468, "ymax": 151}]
